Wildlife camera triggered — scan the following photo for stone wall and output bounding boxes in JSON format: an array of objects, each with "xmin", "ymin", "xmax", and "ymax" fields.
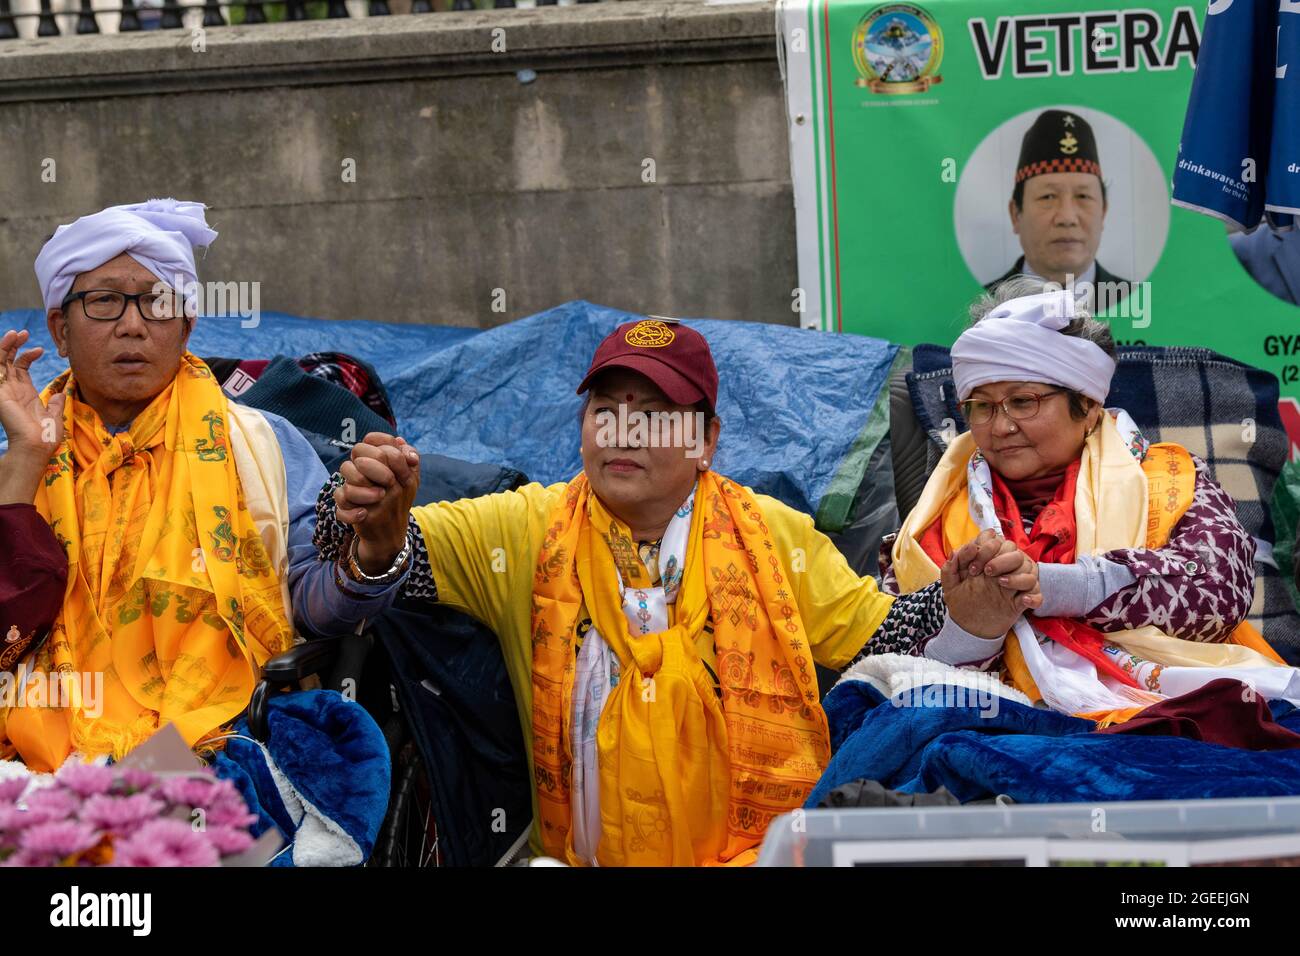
[{"xmin": 0, "ymin": 0, "xmax": 798, "ymax": 327}]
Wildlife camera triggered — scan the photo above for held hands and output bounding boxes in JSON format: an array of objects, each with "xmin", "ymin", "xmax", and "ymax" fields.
[
  {"xmin": 940, "ymin": 528, "xmax": 1041, "ymax": 639},
  {"xmin": 0, "ymin": 329, "xmax": 65, "ymax": 505},
  {"xmin": 333, "ymin": 431, "xmax": 420, "ymax": 574}
]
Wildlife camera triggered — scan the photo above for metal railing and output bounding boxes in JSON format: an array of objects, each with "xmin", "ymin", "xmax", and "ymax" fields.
[{"xmin": 0, "ymin": 0, "xmax": 602, "ymax": 39}]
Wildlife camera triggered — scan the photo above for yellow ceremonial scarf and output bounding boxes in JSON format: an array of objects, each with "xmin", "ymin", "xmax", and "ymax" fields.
[
  {"xmin": 530, "ymin": 471, "xmax": 830, "ymax": 866},
  {"xmin": 891, "ymin": 416, "xmax": 1282, "ymax": 717},
  {"xmin": 1, "ymin": 353, "xmax": 293, "ymax": 771}
]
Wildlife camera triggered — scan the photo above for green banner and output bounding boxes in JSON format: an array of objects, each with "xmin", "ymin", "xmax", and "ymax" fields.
[{"xmin": 779, "ymin": 0, "xmax": 1300, "ymax": 452}]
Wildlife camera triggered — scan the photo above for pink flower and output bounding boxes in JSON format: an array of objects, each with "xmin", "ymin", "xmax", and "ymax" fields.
[
  {"xmin": 109, "ymin": 840, "xmax": 170, "ymax": 868},
  {"xmin": 204, "ymin": 802, "xmax": 259, "ymax": 830},
  {"xmin": 0, "ymin": 806, "xmax": 31, "ymax": 854},
  {"xmin": 157, "ymin": 774, "xmax": 242, "ymax": 810},
  {"xmin": 23, "ymin": 787, "xmax": 81, "ymax": 824},
  {"xmin": 80, "ymin": 793, "xmax": 165, "ymax": 833},
  {"xmin": 205, "ymin": 824, "xmax": 255, "ymax": 856},
  {"xmin": 157, "ymin": 776, "xmax": 204, "ymax": 805},
  {"xmin": 113, "ymin": 769, "xmax": 156, "ymax": 794},
  {"xmin": 157, "ymin": 776, "xmax": 256, "ymax": 829},
  {"xmin": 19, "ymin": 820, "xmax": 101, "ymax": 859},
  {"xmin": 0, "ymin": 805, "xmax": 32, "ymax": 832},
  {"xmin": 0, "ymin": 778, "xmax": 28, "ymax": 803},
  {"xmin": 111, "ymin": 819, "xmax": 219, "ymax": 868},
  {"xmin": 55, "ymin": 762, "xmax": 113, "ymax": 798},
  {"xmin": 0, "ymin": 848, "xmax": 54, "ymax": 867}
]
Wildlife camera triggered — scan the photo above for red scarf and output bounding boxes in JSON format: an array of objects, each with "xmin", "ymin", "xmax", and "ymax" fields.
[{"xmin": 921, "ymin": 458, "xmax": 1139, "ymax": 688}]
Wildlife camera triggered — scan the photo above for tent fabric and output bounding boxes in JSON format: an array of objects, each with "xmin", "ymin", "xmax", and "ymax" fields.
[{"xmin": 1, "ymin": 300, "xmax": 899, "ymax": 531}]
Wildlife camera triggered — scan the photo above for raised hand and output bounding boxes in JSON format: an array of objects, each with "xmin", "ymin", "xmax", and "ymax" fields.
[
  {"xmin": 333, "ymin": 431, "xmax": 420, "ymax": 574},
  {"xmin": 0, "ymin": 329, "xmax": 65, "ymax": 505},
  {"xmin": 940, "ymin": 529, "xmax": 1040, "ymax": 638}
]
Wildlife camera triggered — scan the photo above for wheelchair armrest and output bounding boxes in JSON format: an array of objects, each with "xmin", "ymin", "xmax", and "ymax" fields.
[
  {"xmin": 249, "ymin": 636, "xmax": 345, "ymax": 742},
  {"xmin": 263, "ymin": 635, "xmax": 346, "ymax": 683}
]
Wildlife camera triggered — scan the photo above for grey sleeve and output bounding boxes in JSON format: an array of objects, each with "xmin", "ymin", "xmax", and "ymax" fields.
[
  {"xmin": 1033, "ymin": 556, "xmax": 1136, "ymax": 619},
  {"xmin": 922, "ymin": 613, "xmax": 1006, "ymax": 667}
]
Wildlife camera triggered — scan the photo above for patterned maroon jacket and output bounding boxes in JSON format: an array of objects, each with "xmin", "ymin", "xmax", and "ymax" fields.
[{"xmin": 0, "ymin": 504, "xmax": 68, "ymax": 675}]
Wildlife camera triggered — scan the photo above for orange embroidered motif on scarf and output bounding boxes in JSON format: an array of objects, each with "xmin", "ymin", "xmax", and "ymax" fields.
[
  {"xmin": 529, "ymin": 471, "xmax": 830, "ymax": 866},
  {"xmin": 0, "ymin": 353, "xmax": 293, "ymax": 771}
]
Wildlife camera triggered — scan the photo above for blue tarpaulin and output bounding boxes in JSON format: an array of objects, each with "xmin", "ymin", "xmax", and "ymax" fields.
[
  {"xmin": 0, "ymin": 307, "xmax": 477, "ymax": 394},
  {"xmin": 0, "ymin": 300, "xmax": 899, "ymax": 527}
]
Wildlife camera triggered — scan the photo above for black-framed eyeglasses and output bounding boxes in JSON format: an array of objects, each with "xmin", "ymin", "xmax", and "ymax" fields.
[
  {"xmin": 60, "ymin": 289, "xmax": 180, "ymax": 322},
  {"xmin": 959, "ymin": 390, "xmax": 1064, "ymax": 427}
]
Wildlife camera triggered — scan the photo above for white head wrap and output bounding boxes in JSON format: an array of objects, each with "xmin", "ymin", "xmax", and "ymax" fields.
[
  {"xmin": 34, "ymin": 198, "xmax": 218, "ymax": 314},
  {"xmin": 951, "ymin": 289, "xmax": 1116, "ymax": 403}
]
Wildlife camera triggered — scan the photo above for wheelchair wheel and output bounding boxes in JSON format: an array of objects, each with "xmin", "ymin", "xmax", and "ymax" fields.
[{"xmin": 372, "ymin": 738, "xmax": 441, "ymax": 867}]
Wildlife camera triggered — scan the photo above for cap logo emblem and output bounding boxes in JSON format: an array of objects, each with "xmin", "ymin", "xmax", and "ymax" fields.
[
  {"xmin": 1059, "ymin": 131, "xmax": 1078, "ymax": 155},
  {"xmin": 625, "ymin": 320, "xmax": 675, "ymax": 348}
]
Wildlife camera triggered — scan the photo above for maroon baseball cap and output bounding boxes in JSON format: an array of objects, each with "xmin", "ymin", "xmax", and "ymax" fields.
[{"xmin": 576, "ymin": 318, "xmax": 719, "ymax": 411}]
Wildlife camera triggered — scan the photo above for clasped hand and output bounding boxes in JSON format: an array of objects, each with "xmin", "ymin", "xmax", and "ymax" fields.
[
  {"xmin": 333, "ymin": 431, "xmax": 421, "ymax": 574},
  {"xmin": 940, "ymin": 529, "xmax": 1041, "ymax": 639}
]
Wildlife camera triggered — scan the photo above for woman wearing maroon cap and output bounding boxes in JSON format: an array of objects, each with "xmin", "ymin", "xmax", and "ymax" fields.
[
  {"xmin": 0, "ymin": 330, "xmax": 70, "ymax": 759},
  {"xmin": 314, "ymin": 318, "xmax": 1038, "ymax": 866}
]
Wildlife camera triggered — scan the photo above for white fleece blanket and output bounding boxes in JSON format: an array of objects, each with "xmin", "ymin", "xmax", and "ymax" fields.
[{"xmin": 834, "ymin": 652, "xmax": 1035, "ymax": 708}]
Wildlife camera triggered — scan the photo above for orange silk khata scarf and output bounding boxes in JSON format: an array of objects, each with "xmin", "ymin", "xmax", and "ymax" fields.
[
  {"xmin": 1, "ymin": 354, "xmax": 293, "ymax": 771},
  {"xmin": 530, "ymin": 471, "xmax": 830, "ymax": 866}
]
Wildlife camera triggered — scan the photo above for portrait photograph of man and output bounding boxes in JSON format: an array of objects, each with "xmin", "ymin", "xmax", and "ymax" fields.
[
  {"xmin": 953, "ymin": 105, "xmax": 1172, "ymax": 317},
  {"xmin": 987, "ymin": 109, "xmax": 1131, "ymax": 294}
]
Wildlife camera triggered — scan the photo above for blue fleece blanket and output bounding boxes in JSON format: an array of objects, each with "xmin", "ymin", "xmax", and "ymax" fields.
[
  {"xmin": 806, "ymin": 680, "xmax": 1300, "ymax": 808},
  {"xmin": 212, "ymin": 690, "xmax": 390, "ymax": 867}
]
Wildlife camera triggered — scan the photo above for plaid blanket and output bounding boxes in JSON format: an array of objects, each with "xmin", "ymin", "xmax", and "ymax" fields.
[{"xmin": 906, "ymin": 344, "xmax": 1300, "ymax": 652}]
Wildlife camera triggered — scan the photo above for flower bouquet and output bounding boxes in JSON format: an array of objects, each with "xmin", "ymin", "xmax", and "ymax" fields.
[{"xmin": 0, "ymin": 761, "xmax": 263, "ymax": 867}]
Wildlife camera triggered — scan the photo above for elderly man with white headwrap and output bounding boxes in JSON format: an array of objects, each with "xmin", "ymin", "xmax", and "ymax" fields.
[
  {"xmin": 883, "ymin": 276, "xmax": 1300, "ymax": 722},
  {"xmin": 0, "ymin": 199, "xmax": 405, "ymax": 771}
]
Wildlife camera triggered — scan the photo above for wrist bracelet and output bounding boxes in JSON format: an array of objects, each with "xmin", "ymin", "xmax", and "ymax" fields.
[
  {"xmin": 334, "ymin": 559, "xmax": 378, "ymax": 600},
  {"xmin": 344, "ymin": 532, "xmax": 413, "ymax": 585}
]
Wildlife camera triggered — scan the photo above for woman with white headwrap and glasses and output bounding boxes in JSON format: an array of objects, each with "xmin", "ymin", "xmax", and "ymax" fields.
[{"xmin": 881, "ymin": 276, "xmax": 1300, "ymax": 722}]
